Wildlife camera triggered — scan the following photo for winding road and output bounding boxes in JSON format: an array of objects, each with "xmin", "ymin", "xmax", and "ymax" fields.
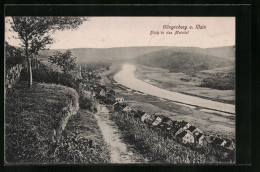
[{"xmin": 114, "ymin": 64, "xmax": 235, "ymax": 114}]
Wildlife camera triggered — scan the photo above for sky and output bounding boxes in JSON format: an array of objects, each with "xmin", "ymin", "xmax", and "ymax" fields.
[{"xmin": 5, "ymin": 17, "xmax": 235, "ymax": 49}]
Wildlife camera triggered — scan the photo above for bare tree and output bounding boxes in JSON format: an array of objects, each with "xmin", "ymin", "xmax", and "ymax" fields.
[{"xmin": 9, "ymin": 17, "xmax": 87, "ymax": 87}]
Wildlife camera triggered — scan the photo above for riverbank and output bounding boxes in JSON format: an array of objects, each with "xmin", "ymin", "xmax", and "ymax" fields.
[
  {"xmin": 134, "ymin": 65, "xmax": 235, "ymax": 104},
  {"xmin": 114, "ymin": 64, "xmax": 235, "ymax": 114}
]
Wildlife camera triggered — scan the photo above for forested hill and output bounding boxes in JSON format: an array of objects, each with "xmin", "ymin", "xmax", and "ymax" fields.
[
  {"xmin": 157, "ymin": 46, "xmax": 235, "ymax": 59},
  {"xmin": 37, "ymin": 46, "xmax": 170, "ymax": 63},
  {"xmin": 132, "ymin": 47, "xmax": 235, "ymax": 73}
]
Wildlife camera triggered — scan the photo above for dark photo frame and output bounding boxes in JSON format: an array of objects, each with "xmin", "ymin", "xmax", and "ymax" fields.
[{"xmin": 1, "ymin": 2, "xmax": 254, "ymax": 172}]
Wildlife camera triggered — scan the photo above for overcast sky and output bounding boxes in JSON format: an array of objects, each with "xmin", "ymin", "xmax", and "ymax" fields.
[{"xmin": 5, "ymin": 17, "xmax": 235, "ymax": 49}]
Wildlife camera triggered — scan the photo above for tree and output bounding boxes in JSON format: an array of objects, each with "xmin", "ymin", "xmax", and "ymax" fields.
[
  {"xmin": 8, "ymin": 17, "xmax": 87, "ymax": 87},
  {"xmin": 49, "ymin": 50, "xmax": 77, "ymax": 75}
]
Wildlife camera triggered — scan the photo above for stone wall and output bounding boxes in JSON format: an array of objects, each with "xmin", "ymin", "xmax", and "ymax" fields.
[
  {"xmin": 5, "ymin": 64, "xmax": 23, "ymax": 91},
  {"xmin": 53, "ymin": 90, "xmax": 80, "ymax": 143}
]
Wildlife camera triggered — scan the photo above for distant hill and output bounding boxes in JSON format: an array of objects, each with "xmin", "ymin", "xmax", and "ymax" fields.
[
  {"xmin": 37, "ymin": 46, "xmax": 170, "ymax": 64},
  {"xmin": 37, "ymin": 46, "xmax": 235, "ymax": 69},
  {"xmin": 193, "ymin": 46, "xmax": 235, "ymax": 59},
  {"xmin": 132, "ymin": 48, "xmax": 235, "ymax": 73}
]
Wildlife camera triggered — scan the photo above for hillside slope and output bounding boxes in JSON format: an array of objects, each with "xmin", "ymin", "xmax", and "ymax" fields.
[
  {"xmin": 132, "ymin": 49, "xmax": 234, "ymax": 73},
  {"xmin": 5, "ymin": 82, "xmax": 79, "ymax": 163}
]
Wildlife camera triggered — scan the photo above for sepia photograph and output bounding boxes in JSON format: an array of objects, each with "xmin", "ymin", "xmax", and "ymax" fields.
[{"xmin": 4, "ymin": 16, "xmax": 236, "ymax": 164}]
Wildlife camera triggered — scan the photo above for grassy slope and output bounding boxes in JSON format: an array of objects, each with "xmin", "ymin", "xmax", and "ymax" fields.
[
  {"xmin": 53, "ymin": 109, "xmax": 110, "ymax": 164},
  {"xmin": 5, "ymin": 82, "xmax": 78, "ymax": 163},
  {"xmin": 111, "ymin": 112, "xmax": 220, "ymax": 163}
]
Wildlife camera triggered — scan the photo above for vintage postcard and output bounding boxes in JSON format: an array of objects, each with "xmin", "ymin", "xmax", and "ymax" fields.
[{"xmin": 5, "ymin": 16, "xmax": 235, "ymax": 164}]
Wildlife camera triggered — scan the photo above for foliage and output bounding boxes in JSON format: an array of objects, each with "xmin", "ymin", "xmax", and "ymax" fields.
[
  {"xmin": 48, "ymin": 50, "xmax": 77, "ymax": 75},
  {"xmin": 5, "ymin": 41, "xmax": 25, "ymax": 69},
  {"xmin": 8, "ymin": 16, "xmax": 87, "ymax": 86},
  {"xmin": 20, "ymin": 63, "xmax": 78, "ymax": 90},
  {"xmin": 200, "ymin": 72, "xmax": 235, "ymax": 90},
  {"xmin": 9, "ymin": 17, "xmax": 87, "ymax": 55}
]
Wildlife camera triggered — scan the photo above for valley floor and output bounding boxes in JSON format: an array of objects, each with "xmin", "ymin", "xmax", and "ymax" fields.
[{"xmin": 135, "ymin": 65, "xmax": 235, "ymax": 104}]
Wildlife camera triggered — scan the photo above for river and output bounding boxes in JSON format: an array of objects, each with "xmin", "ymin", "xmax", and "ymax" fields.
[{"xmin": 114, "ymin": 64, "xmax": 235, "ymax": 114}]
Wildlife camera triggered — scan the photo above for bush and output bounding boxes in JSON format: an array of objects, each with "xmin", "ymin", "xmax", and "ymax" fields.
[
  {"xmin": 20, "ymin": 63, "xmax": 79, "ymax": 90},
  {"xmin": 200, "ymin": 72, "xmax": 235, "ymax": 90}
]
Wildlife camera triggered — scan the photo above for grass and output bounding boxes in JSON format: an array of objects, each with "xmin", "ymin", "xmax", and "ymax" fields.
[
  {"xmin": 50, "ymin": 109, "xmax": 111, "ymax": 164},
  {"xmin": 5, "ymin": 82, "xmax": 79, "ymax": 164}
]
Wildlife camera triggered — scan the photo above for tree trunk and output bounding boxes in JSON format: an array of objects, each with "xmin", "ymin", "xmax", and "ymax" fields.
[
  {"xmin": 25, "ymin": 42, "xmax": 32, "ymax": 87},
  {"xmin": 36, "ymin": 58, "xmax": 39, "ymax": 69},
  {"xmin": 27, "ymin": 57, "xmax": 33, "ymax": 87}
]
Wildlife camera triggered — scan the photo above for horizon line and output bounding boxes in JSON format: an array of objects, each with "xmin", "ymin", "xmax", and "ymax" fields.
[{"xmin": 46, "ymin": 45, "xmax": 235, "ymax": 50}]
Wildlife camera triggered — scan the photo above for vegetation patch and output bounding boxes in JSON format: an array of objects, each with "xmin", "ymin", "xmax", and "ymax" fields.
[
  {"xmin": 20, "ymin": 63, "xmax": 78, "ymax": 90},
  {"xmin": 5, "ymin": 82, "xmax": 79, "ymax": 164},
  {"xmin": 200, "ymin": 72, "xmax": 235, "ymax": 90},
  {"xmin": 50, "ymin": 110, "xmax": 110, "ymax": 164}
]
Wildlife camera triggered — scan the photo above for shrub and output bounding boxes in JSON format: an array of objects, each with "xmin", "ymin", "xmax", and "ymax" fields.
[
  {"xmin": 20, "ymin": 63, "xmax": 79, "ymax": 90},
  {"xmin": 200, "ymin": 72, "xmax": 235, "ymax": 90}
]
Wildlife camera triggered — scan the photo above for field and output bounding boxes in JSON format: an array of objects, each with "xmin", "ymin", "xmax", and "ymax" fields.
[{"xmin": 135, "ymin": 65, "xmax": 235, "ymax": 104}]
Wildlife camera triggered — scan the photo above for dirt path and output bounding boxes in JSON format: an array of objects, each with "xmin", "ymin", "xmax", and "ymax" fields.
[{"xmin": 94, "ymin": 107, "xmax": 148, "ymax": 163}]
